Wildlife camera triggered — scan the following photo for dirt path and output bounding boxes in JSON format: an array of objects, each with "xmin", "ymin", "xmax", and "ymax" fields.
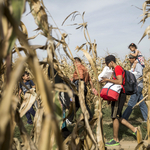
[
  {"xmin": 106, "ymin": 140, "xmax": 138, "ymax": 150},
  {"xmin": 104, "ymin": 119, "xmax": 145, "ymax": 149}
]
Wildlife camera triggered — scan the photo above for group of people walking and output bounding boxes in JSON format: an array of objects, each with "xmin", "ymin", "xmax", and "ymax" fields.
[
  {"xmin": 18, "ymin": 42, "xmax": 147, "ymax": 146},
  {"xmin": 99, "ymin": 43, "xmax": 147, "ymax": 146}
]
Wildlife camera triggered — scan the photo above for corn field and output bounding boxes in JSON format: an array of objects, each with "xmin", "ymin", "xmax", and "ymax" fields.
[{"xmin": 0, "ymin": 0, "xmax": 150, "ymax": 150}]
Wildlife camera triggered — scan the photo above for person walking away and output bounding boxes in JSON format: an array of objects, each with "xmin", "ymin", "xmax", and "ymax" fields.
[
  {"xmin": 101, "ymin": 55, "xmax": 137, "ymax": 146},
  {"xmin": 48, "ymin": 65, "xmax": 71, "ymax": 139},
  {"xmin": 122, "ymin": 55, "xmax": 147, "ymax": 122},
  {"xmin": 67, "ymin": 57, "xmax": 96, "ymax": 123},
  {"xmin": 128, "ymin": 43, "xmax": 145, "ymax": 71},
  {"xmin": 19, "ymin": 71, "xmax": 36, "ymax": 125}
]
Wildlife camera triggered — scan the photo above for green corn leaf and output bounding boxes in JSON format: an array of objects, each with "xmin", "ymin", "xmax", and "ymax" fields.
[{"xmin": 7, "ymin": 0, "xmax": 26, "ymax": 54}]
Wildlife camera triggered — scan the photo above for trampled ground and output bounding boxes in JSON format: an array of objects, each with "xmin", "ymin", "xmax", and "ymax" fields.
[{"xmin": 14, "ymin": 105, "xmax": 147, "ymax": 149}]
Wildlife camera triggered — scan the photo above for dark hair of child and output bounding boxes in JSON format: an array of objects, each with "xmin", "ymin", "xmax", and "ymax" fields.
[
  {"xmin": 22, "ymin": 71, "xmax": 29, "ymax": 77},
  {"xmin": 128, "ymin": 43, "xmax": 137, "ymax": 49}
]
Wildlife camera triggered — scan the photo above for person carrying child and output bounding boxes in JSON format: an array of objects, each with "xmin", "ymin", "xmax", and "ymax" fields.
[
  {"xmin": 101, "ymin": 55, "xmax": 137, "ymax": 146},
  {"xmin": 122, "ymin": 55, "xmax": 147, "ymax": 122},
  {"xmin": 128, "ymin": 43, "xmax": 145, "ymax": 71},
  {"xmin": 18, "ymin": 71, "xmax": 36, "ymax": 125}
]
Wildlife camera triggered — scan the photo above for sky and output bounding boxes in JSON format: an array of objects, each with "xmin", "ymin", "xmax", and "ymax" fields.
[{"xmin": 20, "ymin": 0, "xmax": 150, "ymax": 61}]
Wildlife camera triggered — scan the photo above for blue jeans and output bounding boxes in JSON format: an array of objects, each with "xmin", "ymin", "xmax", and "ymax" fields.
[
  {"xmin": 25, "ymin": 105, "xmax": 35, "ymax": 124},
  {"xmin": 122, "ymin": 86, "xmax": 147, "ymax": 121}
]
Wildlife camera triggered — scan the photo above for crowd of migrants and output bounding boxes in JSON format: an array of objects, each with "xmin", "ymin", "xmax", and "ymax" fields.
[{"xmin": 19, "ymin": 43, "xmax": 147, "ymax": 146}]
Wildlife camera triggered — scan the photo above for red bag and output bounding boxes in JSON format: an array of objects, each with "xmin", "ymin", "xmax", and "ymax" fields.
[{"xmin": 100, "ymin": 82, "xmax": 122, "ymax": 101}]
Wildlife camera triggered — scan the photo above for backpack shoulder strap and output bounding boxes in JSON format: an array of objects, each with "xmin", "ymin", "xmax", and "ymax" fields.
[{"xmin": 20, "ymin": 80, "xmax": 30, "ymax": 91}]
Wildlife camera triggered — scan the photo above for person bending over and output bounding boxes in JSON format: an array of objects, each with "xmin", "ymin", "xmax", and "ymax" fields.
[{"xmin": 101, "ymin": 55, "xmax": 137, "ymax": 146}]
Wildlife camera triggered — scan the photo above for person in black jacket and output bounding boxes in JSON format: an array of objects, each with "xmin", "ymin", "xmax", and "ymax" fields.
[{"xmin": 48, "ymin": 65, "xmax": 71, "ymax": 139}]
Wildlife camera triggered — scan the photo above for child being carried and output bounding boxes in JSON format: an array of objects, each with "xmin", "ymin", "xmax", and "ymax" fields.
[{"xmin": 128, "ymin": 43, "xmax": 145, "ymax": 71}]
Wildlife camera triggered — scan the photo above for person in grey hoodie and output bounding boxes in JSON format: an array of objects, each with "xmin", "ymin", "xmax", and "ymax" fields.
[{"xmin": 122, "ymin": 55, "xmax": 147, "ymax": 122}]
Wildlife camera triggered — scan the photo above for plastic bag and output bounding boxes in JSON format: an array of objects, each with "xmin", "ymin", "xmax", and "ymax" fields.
[
  {"xmin": 129, "ymin": 70, "xmax": 137, "ymax": 76},
  {"xmin": 98, "ymin": 66, "xmax": 113, "ymax": 81}
]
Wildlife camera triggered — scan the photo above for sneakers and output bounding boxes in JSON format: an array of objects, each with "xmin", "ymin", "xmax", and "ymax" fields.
[
  {"xmin": 133, "ymin": 131, "xmax": 137, "ymax": 137},
  {"xmin": 105, "ymin": 139, "xmax": 120, "ymax": 146},
  {"xmin": 133, "ymin": 127, "xmax": 138, "ymax": 137}
]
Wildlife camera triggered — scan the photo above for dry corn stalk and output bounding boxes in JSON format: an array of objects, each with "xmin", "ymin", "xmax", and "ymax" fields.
[
  {"xmin": 139, "ymin": 0, "xmax": 150, "ymax": 43},
  {"xmin": 0, "ymin": 0, "xmax": 150, "ymax": 150}
]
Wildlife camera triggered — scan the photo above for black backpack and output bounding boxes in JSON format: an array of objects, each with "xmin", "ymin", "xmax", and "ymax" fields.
[
  {"xmin": 114, "ymin": 68, "xmax": 137, "ymax": 95},
  {"xmin": 123, "ymin": 70, "xmax": 137, "ymax": 95}
]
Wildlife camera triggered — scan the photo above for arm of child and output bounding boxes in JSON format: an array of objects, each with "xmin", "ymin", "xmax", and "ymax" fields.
[
  {"xmin": 130, "ymin": 50, "xmax": 139, "ymax": 57},
  {"xmin": 30, "ymin": 80, "xmax": 35, "ymax": 88},
  {"xmin": 32, "ymin": 85, "xmax": 36, "ymax": 88}
]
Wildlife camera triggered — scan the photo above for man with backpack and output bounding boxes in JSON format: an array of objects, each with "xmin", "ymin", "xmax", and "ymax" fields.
[
  {"xmin": 101, "ymin": 55, "xmax": 137, "ymax": 146},
  {"xmin": 19, "ymin": 71, "xmax": 36, "ymax": 125},
  {"xmin": 122, "ymin": 55, "xmax": 147, "ymax": 122}
]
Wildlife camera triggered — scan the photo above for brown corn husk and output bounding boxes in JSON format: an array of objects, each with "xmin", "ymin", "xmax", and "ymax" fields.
[{"xmin": 0, "ymin": 1, "xmax": 150, "ymax": 150}]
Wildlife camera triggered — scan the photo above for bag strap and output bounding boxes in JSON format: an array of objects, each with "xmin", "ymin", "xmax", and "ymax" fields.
[
  {"xmin": 20, "ymin": 80, "xmax": 30, "ymax": 91},
  {"xmin": 107, "ymin": 84, "xmax": 114, "ymax": 95}
]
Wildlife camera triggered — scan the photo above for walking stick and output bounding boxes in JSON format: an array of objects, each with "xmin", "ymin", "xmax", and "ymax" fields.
[{"xmin": 132, "ymin": 95, "xmax": 148, "ymax": 109}]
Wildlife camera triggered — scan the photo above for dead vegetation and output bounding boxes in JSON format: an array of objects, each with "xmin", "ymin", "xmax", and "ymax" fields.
[{"xmin": 0, "ymin": 0, "xmax": 150, "ymax": 150}]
